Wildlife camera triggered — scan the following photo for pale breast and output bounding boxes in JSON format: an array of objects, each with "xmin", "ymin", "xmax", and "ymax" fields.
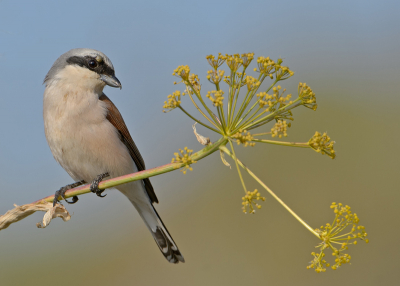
[{"xmin": 43, "ymin": 87, "xmax": 136, "ymax": 182}]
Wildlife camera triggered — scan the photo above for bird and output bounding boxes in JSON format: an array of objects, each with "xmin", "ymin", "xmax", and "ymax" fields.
[{"xmin": 43, "ymin": 48, "xmax": 184, "ymax": 264}]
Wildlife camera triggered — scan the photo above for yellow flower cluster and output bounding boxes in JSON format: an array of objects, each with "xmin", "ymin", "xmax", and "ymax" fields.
[
  {"xmin": 275, "ymin": 59, "xmax": 294, "ymax": 80},
  {"xmin": 241, "ymin": 52, "xmax": 254, "ymax": 68},
  {"xmin": 241, "ymin": 189, "xmax": 266, "ymax": 214},
  {"xmin": 223, "ymin": 72, "xmax": 246, "ymax": 89},
  {"xmin": 253, "ymin": 57, "xmax": 293, "ymax": 80},
  {"xmin": 307, "ymin": 203, "xmax": 368, "ymax": 272},
  {"xmin": 225, "ymin": 54, "xmax": 243, "ymax": 71},
  {"xmin": 257, "ymin": 85, "xmax": 292, "ymax": 110},
  {"xmin": 308, "ymin": 131, "xmax": 335, "ymax": 159},
  {"xmin": 163, "ymin": 91, "xmax": 184, "ymax": 112},
  {"xmin": 206, "ymin": 90, "xmax": 224, "ymax": 107},
  {"xmin": 206, "ymin": 53, "xmax": 226, "ymax": 69},
  {"xmin": 298, "ymin": 82, "xmax": 317, "ymax": 110},
  {"xmin": 171, "ymin": 147, "xmax": 197, "ymax": 174},
  {"xmin": 254, "ymin": 56, "xmax": 276, "ymax": 79},
  {"xmin": 271, "ymin": 120, "xmax": 290, "ymax": 138},
  {"xmin": 232, "ymin": 129, "xmax": 255, "ymax": 147},
  {"xmin": 207, "ymin": 69, "xmax": 225, "ymax": 84},
  {"xmin": 244, "ymin": 75, "xmax": 261, "ymax": 91},
  {"xmin": 172, "ymin": 65, "xmax": 190, "ymax": 81},
  {"xmin": 188, "ymin": 73, "xmax": 201, "ymax": 93}
]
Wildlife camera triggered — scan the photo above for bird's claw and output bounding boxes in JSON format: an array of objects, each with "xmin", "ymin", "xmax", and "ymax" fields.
[
  {"xmin": 53, "ymin": 184, "xmax": 82, "ymax": 207},
  {"xmin": 90, "ymin": 172, "xmax": 109, "ymax": 198}
]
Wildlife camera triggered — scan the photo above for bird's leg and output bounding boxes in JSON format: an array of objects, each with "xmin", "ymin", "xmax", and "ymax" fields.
[
  {"xmin": 90, "ymin": 172, "xmax": 110, "ymax": 198},
  {"xmin": 53, "ymin": 180, "xmax": 86, "ymax": 207}
]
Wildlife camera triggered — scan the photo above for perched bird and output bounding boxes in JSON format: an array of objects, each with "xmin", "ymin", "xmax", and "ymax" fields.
[{"xmin": 43, "ymin": 48, "xmax": 184, "ymax": 263}]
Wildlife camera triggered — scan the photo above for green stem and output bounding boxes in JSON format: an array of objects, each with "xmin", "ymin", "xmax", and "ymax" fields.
[
  {"xmin": 229, "ymin": 67, "xmax": 247, "ymax": 126},
  {"xmin": 252, "ymin": 139, "xmax": 310, "ymax": 148},
  {"xmin": 252, "ymin": 132, "xmax": 271, "ymax": 136},
  {"xmin": 188, "ymin": 82, "xmax": 221, "ymax": 127},
  {"xmin": 178, "ymin": 106, "xmax": 220, "ymax": 133},
  {"xmin": 242, "ymin": 99, "xmax": 302, "ymax": 131},
  {"xmin": 219, "ymin": 146, "xmax": 320, "ymax": 238},
  {"xmin": 36, "ymin": 137, "xmax": 229, "ymax": 204},
  {"xmin": 227, "ymin": 140, "xmax": 248, "ymax": 194},
  {"xmin": 187, "ymin": 91, "xmax": 221, "ymax": 130},
  {"xmin": 233, "ymin": 77, "xmax": 275, "ymax": 128}
]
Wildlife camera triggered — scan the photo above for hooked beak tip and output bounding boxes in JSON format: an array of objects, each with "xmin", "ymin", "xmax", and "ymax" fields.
[{"xmin": 100, "ymin": 74, "xmax": 122, "ymax": 89}]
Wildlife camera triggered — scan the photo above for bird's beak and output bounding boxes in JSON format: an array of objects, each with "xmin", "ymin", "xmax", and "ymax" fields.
[{"xmin": 100, "ymin": 74, "xmax": 122, "ymax": 89}]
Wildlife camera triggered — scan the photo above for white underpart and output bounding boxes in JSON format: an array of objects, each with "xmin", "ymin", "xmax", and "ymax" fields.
[{"xmin": 43, "ymin": 64, "xmax": 182, "ymax": 262}]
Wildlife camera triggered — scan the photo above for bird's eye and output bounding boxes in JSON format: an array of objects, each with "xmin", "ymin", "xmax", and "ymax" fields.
[{"xmin": 88, "ymin": 59, "xmax": 98, "ymax": 69}]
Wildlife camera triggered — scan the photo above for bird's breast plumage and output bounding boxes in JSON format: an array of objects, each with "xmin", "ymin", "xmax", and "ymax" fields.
[{"xmin": 43, "ymin": 83, "xmax": 136, "ymax": 182}]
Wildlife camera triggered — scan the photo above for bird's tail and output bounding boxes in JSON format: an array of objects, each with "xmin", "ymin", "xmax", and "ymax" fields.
[{"xmin": 119, "ymin": 183, "xmax": 185, "ymax": 264}]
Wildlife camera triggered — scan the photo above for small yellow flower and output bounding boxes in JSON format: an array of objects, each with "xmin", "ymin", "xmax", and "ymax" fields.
[
  {"xmin": 173, "ymin": 65, "xmax": 191, "ymax": 81},
  {"xmin": 163, "ymin": 91, "xmax": 184, "ymax": 112},
  {"xmin": 244, "ymin": 75, "xmax": 261, "ymax": 91},
  {"xmin": 298, "ymin": 82, "xmax": 317, "ymax": 110},
  {"xmin": 188, "ymin": 73, "xmax": 201, "ymax": 93},
  {"xmin": 223, "ymin": 72, "xmax": 247, "ymax": 89},
  {"xmin": 307, "ymin": 203, "xmax": 368, "ymax": 272},
  {"xmin": 241, "ymin": 52, "xmax": 254, "ymax": 68},
  {"xmin": 206, "ymin": 90, "xmax": 224, "ymax": 107},
  {"xmin": 257, "ymin": 85, "xmax": 292, "ymax": 110},
  {"xmin": 241, "ymin": 189, "xmax": 266, "ymax": 214},
  {"xmin": 225, "ymin": 54, "xmax": 243, "ymax": 72},
  {"xmin": 271, "ymin": 120, "xmax": 290, "ymax": 138},
  {"xmin": 308, "ymin": 131, "xmax": 335, "ymax": 159},
  {"xmin": 206, "ymin": 53, "xmax": 226, "ymax": 69},
  {"xmin": 207, "ymin": 69, "xmax": 225, "ymax": 85},
  {"xmin": 254, "ymin": 56, "xmax": 276, "ymax": 78},
  {"xmin": 171, "ymin": 147, "xmax": 197, "ymax": 174},
  {"xmin": 274, "ymin": 59, "xmax": 294, "ymax": 80},
  {"xmin": 232, "ymin": 129, "xmax": 255, "ymax": 147}
]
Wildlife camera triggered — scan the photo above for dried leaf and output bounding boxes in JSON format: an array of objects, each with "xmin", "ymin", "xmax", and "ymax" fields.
[{"xmin": 192, "ymin": 123, "xmax": 210, "ymax": 145}]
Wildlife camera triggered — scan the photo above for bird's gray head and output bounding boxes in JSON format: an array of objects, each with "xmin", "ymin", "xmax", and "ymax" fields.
[{"xmin": 44, "ymin": 48, "xmax": 121, "ymax": 89}]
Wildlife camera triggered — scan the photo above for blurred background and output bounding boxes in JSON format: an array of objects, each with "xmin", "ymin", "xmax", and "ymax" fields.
[{"xmin": 0, "ymin": 0, "xmax": 399, "ymax": 285}]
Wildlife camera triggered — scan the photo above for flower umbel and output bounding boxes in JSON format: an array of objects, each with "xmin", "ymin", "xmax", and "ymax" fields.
[
  {"xmin": 244, "ymin": 75, "xmax": 261, "ymax": 91},
  {"xmin": 275, "ymin": 59, "xmax": 294, "ymax": 80},
  {"xmin": 161, "ymin": 53, "xmax": 367, "ymax": 273},
  {"xmin": 232, "ymin": 129, "xmax": 255, "ymax": 147},
  {"xmin": 225, "ymin": 54, "xmax": 243, "ymax": 72},
  {"xmin": 257, "ymin": 85, "xmax": 292, "ymax": 111},
  {"xmin": 254, "ymin": 56, "xmax": 276, "ymax": 79},
  {"xmin": 309, "ymin": 131, "xmax": 335, "ymax": 159},
  {"xmin": 206, "ymin": 90, "xmax": 225, "ymax": 107},
  {"xmin": 241, "ymin": 189, "xmax": 266, "ymax": 214},
  {"xmin": 173, "ymin": 65, "xmax": 190, "ymax": 81},
  {"xmin": 271, "ymin": 120, "xmax": 290, "ymax": 138},
  {"xmin": 163, "ymin": 91, "xmax": 184, "ymax": 112},
  {"xmin": 307, "ymin": 203, "xmax": 368, "ymax": 272},
  {"xmin": 171, "ymin": 147, "xmax": 197, "ymax": 174},
  {"xmin": 241, "ymin": 52, "xmax": 254, "ymax": 68},
  {"xmin": 298, "ymin": 82, "xmax": 317, "ymax": 110},
  {"xmin": 207, "ymin": 69, "xmax": 225, "ymax": 85},
  {"xmin": 206, "ymin": 53, "xmax": 226, "ymax": 69},
  {"xmin": 189, "ymin": 73, "xmax": 201, "ymax": 93}
]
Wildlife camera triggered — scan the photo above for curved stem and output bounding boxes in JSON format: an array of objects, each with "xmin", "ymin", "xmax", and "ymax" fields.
[
  {"xmin": 179, "ymin": 106, "xmax": 220, "ymax": 133},
  {"xmin": 219, "ymin": 146, "xmax": 320, "ymax": 238}
]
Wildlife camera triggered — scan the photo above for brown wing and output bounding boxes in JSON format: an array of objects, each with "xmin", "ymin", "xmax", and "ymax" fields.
[{"xmin": 99, "ymin": 93, "xmax": 158, "ymax": 204}]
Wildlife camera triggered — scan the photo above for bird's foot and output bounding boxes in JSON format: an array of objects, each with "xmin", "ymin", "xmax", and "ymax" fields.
[
  {"xmin": 53, "ymin": 180, "xmax": 85, "ymax": 207},
  {"xmin": 90, "ymin": 172, "xmax": 110, "ymax": 198}
]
